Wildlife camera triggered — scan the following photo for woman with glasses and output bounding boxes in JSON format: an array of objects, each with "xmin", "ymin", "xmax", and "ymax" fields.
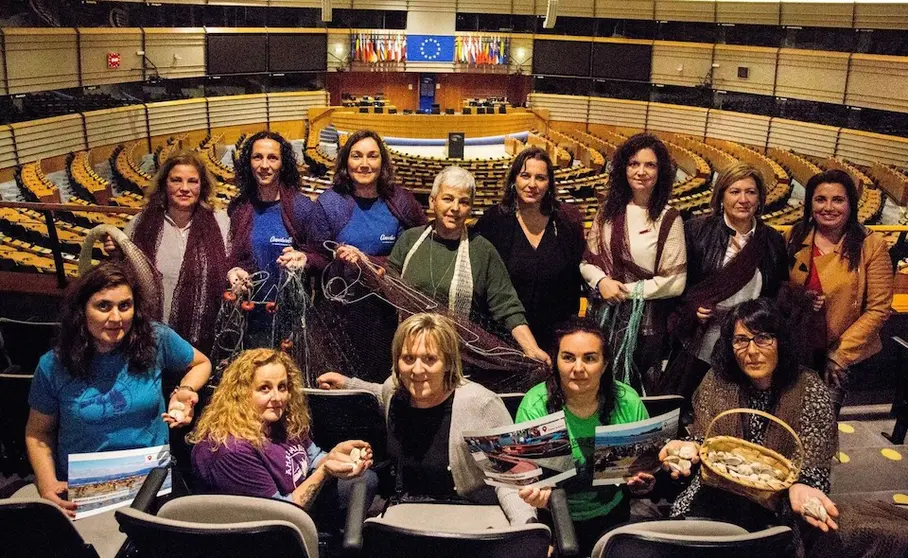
[{"xmin": 659, "ymin": 298, "xmax": 838, "ymax": 550}]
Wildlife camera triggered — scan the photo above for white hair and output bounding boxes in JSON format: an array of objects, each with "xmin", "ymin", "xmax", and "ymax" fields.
[{"xmin": 431, "ymin": 165, "xmax": 475, "ymax": 199}]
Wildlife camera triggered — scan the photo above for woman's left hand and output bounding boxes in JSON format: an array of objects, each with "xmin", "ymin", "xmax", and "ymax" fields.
[
  {"xmin": 789, "ymin": 483, "xmax": 839, "ymax": 532},
  {"xmin": 276, "ymin": 247, "xmax": 308, "ymax": 271},
  {"xmin": 824, "ymin": 360, "xmax": 849, "ymax": 390},
  {"xmin": 163, "ymin": 388, "xmax": 199, "ymax": 428},
  {"xmin": 336, "ymin": 245, "xmax": 368, "ymax": 265},
  {"xmin": 626, "ymin": 472, "xmax": 656, "ymax": 495},
  {"xmin": 518, "ymin": 486, "xmax": 552, "ymax": 509},
  {"xmin": 524, "ymin": 346, "xmax": 552, "ymax": 366}
]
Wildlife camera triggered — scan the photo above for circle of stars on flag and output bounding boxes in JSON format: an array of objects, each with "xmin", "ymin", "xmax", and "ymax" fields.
[{"xmin": 419, "ymin": 38, "xmax": 442, "ymax": 61}]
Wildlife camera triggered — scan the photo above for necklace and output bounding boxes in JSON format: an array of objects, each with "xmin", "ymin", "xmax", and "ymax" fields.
[{"xmin": 428, "ymin": 231, "xmax": 456, "ymax": 299}]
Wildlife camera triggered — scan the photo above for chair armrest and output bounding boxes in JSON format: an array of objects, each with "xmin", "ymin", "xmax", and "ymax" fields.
[
  {"xmin": 131, "ymin": 467, "xmax": 168, "ymax": 513},
  {"xmin": 342, "ymin": 475, "xmax": 369, "ymax": 554},
  {"xmin": 550, "ymin": 488, "xmax": 579, "ymax": 557}
]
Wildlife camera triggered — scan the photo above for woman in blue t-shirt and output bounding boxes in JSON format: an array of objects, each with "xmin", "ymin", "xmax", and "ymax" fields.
[{"xmin": 25, "ymin": 262, "xmax": 211, "ymax": 516}]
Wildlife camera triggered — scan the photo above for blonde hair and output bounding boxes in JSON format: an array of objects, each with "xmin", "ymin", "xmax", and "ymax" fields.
[
  {"xmin": 146, "ymin": 150, "xmax": 219, "ymax": 210},
  {"xmin": 391, "ymin": 313, "xmax": 464, "ymax": 394},
  {"xmin": 709, "ymin": 162, "xmax": 766, "ymax": 216},
  {"xmin": 188, "ymin": 349, "xmax": 310, "ymax": 449}
]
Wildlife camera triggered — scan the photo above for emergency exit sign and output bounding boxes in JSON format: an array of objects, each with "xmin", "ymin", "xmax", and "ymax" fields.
[{"xmin": 108, "ymin": 52, "xmax": 121, "ymax": 69}]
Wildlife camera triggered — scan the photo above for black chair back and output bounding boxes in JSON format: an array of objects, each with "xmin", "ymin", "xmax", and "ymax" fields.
[
  {"xmin": 362, "ymin": 519, "xmax": 550, "ymax": 558},
  {"xmin": 304, "ymin": 389, "xmax": 387, "ymax": 461},
  {"xmin": 498, "ymin": 392, "xmax": 525, "ymax": 421},
  {"xmin": 0, "ymin": 318, "xmax": 58, "ymax": 374},
  {"xmin": 116, "ymin": 509, "xmax": 310, "ymax": 558},
  {"xmin": 0, "ymin": 499, "xmax": 99, "ymax": 558},
  {"xmin": 597, "ymin": 523, "xmax": 793, "ymax": 558}
]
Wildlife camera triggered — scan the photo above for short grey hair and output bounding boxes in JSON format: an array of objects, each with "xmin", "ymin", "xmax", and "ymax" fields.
[{"xmin": 431, "ymin": 165, "xmax": 475, "ymax": 199}]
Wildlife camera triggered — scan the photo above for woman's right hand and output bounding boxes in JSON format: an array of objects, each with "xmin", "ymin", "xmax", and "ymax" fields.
[
  {"xmin": 39, "ymin": 479, "xmax": 77, "ymax": 518},
  {"xmin": 696, "ymin": 306, "xmax": 712, "ymax": 324},
  {"xmin": 518, "ymin": 486, "xmax": 552, "ymax": 509},
  {"xmin": 659, "ymin": 440, "xmax": 700, "ymax": 479},
  {"xmin": 808, "ymin": 292, "xmax": 826, "ymax": 312},
  {"xmin": 227, "ymin": 267, "xmax": 251, "ymax": 296},
  {"xmin": 316, "ymin": 372, "xmax": 349, "ymax": 390},
  {"xmin": 323, "ymin": 440, "xmax": 373, "ymax": 479},
  {"xmin": 102, "ymin": 234, "xmax": 123, "ymax": 259},
  {"xmin": 598, "ymin": 278, "xmax": 629, "ymax": 304}
]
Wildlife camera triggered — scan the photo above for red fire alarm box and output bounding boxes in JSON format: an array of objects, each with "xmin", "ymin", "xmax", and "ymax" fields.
[{"xmin": 107, "ymin": 52, "xmax": 121, "ymax": 69}]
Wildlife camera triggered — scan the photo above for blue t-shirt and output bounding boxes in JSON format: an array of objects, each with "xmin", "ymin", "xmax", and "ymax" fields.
[
  {"xmin": 28, "ymin": 323, "xmax": 195, "ymax": 480},
  {"xmin": 336, "ymin": 196, "xmax": 402, "ymax": 256},
  {"xmin": 251, "ymin": 201, "xmax": 293, "ymax": 289}
]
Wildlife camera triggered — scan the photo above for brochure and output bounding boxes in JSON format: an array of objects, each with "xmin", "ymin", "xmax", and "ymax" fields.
[
  {"xmin": 592, "ymin": 409, "xmax": 680, "ymax": 486},
  {"xmin": 68, "ymin": 444, "xmax": 172, "ymax": 520},
  {"xmin": 463, "ymin": 411, "xmax": 577, "ymax": 489}
]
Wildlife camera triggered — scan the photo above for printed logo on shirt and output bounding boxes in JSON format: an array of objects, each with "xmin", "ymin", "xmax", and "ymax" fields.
[
  {"xmin": 270, "ymin": 236, "xmax": 292, "ymax": 247},
  {"xmin": 76, "ymin": 379, "xmax": 133, "ymax": 423},
  {"xmin": 285, "ymin": 443, "xmax": 309, "ymax": 485},
  {"xmin": 380, "ymin": 233, "xmax": 397, "ymax": 244}
]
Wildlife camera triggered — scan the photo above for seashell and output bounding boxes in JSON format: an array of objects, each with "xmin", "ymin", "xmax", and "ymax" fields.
[
  {"xmin": 667, "ymin": 447, "xmax": 680, "ymax": 457},
  {"xmin": 747, "ymin": 473, "xmax": 759, "ymax": 482},
  {"xmin": 802, "ymin": 497, "xmax": 828, "ymax": 522},
  {"xmin": 713, "ymin": 462, "xmax": 728, "ymax": 474},
  {"xmin": 350, "ymin": 447, "xmax": 362, "ymax": 463},
  {"xmin": 723, "ymin": 455, "xmax": 745, "ymax": 467},
  {"xmin": 678, "ymin": 445, "xmax": 697, "ymax": 460},
  {"xmin": 169, "ymin": 409, "xmax": 185, "ymax": 422},
  {"xmin": 707, "ymin": 451, "xmax": 717, "ymax": 462},
  {"xmin": 664, "ymin": 455, "xmax": 681, "ymax": 464},
  {"xmin": 737, "ymin": 464, "xmax": 754, "ymax": 476},
  {"xmin": 169, "ymin": 401, "xmax": 185, "ymax": 412},
  {"xmin": 758, "ymin": 473, "xmax": 774, "ymax": 482}
]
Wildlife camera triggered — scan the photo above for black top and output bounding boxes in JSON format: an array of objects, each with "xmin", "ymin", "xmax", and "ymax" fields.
[
  {"xmin": 475, "ymin": 204, "xmax": 585, "ymax": 351},
  {"xmin": 387, "ymin": 391, "xmax": 457, "ymax": 500}
]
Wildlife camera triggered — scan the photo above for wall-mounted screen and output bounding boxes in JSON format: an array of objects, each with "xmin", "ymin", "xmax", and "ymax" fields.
[
  {"xmin": 532, "ymin": 40, "xmax": 591, "ymax": 78},
  {"xmin": 269, "ymin": 34, "xmax": 327, "ymax": 72},
  {"xmin": 591, "ymin": 43, "xmax": 653, "ymax": 82},
  {"xmin": 207, "ymin": 35, "xmax": 268, "ymax": 75}
]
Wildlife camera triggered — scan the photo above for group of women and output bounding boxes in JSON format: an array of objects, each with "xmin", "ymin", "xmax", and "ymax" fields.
[{"xmin": 23, "ymin": 126, "xmax": 898, "ymax": 556}]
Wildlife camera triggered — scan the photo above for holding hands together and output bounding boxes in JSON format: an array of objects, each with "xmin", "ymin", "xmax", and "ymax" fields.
[{"xmin": 598, "ymin": 278, "xmax": 629, "ymax": 305}]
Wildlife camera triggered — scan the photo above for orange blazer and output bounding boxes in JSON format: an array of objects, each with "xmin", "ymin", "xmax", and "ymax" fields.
[{"xmin": 786, "ymin": 228, "xmax": 893, "ymax": 369}]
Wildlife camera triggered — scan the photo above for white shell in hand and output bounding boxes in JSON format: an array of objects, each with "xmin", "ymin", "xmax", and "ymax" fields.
[
  {"xmin": 350, "ymin": 447, "xmax": 362, "ymax": 463},
  {"xmin": 678, "ymin": 445, "xmax": 696, "ymax": 460},
  {"xmin": 802, "ymin": 497, "xmax": 828, "ymax": 522},
  {"xmin": 169, "ymin": 401, "xmax": 186, "ymax": 412},
  {"xmin": 169, "ymin": 409, "xmax": 185, "ymax": 422}
]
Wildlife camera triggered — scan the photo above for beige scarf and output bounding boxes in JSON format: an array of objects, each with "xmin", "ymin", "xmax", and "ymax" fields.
[{"xmin": 401, "ymin": 226, "xmax": 473, "ymax": 319}]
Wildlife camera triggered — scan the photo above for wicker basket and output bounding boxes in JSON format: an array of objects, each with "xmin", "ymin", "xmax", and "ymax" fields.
[{"xmin": 699, "ymin": 408, "xmax": 803, "ymax": 510}]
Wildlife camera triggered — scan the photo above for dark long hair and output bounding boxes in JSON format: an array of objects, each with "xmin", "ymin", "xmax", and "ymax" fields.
[
  {"xmin": 545, "ymin": 318, "xmax": 617, "ymax": 424},
  {"xmin": 500, "ymin": 146, "xmax": 558, "ymax": 215},
  {"xmin": 787, "ymin": 169, "xmax": 865, "ymax": 272},
  {"xmin": 57, "ymin": 263, "xmax": 157, "ymax": 380},
  {"xmin": 332, "ymin": 129, "xmax": 396, "ymax": 198},
  {"xmin": 711, "ymin": 298, "xmax": 800, "ymax": 394},
  {"xmin": 598, "ymin": 133, "xmax": 675, "ymax": 225},
  {"xmin": 229, "ymin": 131, "xmax": 301, "ymax": 215}
]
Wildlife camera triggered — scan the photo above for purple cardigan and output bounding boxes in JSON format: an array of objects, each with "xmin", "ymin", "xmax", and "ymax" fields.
[{"xmin": 308, "ymin": 186, "xmax": 426, "ymax": 266}]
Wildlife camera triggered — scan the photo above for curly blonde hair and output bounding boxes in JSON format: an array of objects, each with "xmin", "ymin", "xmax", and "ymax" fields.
[{"xmin": 188, "ymin": 349, "xmax": 310, "ymax": 449}]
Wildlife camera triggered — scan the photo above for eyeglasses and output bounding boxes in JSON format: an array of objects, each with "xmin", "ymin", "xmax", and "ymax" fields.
[{"xmin": 732, "ymin": 333, "xmax": 776, "ymax": 350}]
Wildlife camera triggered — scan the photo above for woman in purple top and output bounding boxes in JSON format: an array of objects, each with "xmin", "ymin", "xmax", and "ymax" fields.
[{"xmin": 190, "ymin": 348, "xmax": 373, "ymax": 516}]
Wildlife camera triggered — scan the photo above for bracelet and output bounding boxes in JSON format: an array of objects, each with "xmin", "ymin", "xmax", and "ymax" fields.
[{"xmin": 172, "ymin": 385, "xmax": 197, "ymax": 395}]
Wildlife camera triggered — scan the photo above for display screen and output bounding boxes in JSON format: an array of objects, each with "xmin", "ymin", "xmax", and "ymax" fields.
[
  {"xmin": 207, "ymin": 34, "xmax": 268, "ymax": 75},
  {"xmin": 269, "ymin": 34, "xmax": 327, "ymax": 72},
  {"xmin": 532, "ymin": 40, "xmax": 592, "ymax": 78},
  {"xmin": 591, "ymin": 43, "xmax": 653, "ymax": 82}
]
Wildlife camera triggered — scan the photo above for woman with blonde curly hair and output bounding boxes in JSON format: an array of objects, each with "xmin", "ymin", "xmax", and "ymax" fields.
[{"xmin": 190, "ymin": 348, "xmax": 373, "ymax": 516}]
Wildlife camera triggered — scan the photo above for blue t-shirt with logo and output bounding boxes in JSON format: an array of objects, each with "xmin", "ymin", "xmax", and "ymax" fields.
[
  {"xmin": 28, "ymin": 323, "xmax": 195, "ymax": 480},
  {"xmin": 336, "ymin": 196, "xmax": 402, "ymax": 256},
  {"xmin": 251, "ymin": 201, "xmax": 293, "ymax": 289}
]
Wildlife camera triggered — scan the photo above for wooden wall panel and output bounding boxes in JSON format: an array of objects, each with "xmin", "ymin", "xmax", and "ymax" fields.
[
  {"xmin": 706, "ymin": 109, "xmax": 770, "ymax": 148},
  {"xmin": 326, "ymin": 72, "xmax": 419, "ymax": 110},
  {"xmin": 146, "ymin": 98, "xmax": 208, "ymax": 139},
  {"xmin": 767, "ymin": 117, "xmax": 838, "ymax": 159},
  {"xmin": 510, "ymin": 37, "xmax": 533, "ymax": 76},
  {"xmin": 457, "ymin": 0, "xmax": 512, "ymax": 14},
  {"xmin": 712, "ymin": 45, "xmax": 777, "ymax": 96},
  {"xmin": 775, "ymin": 48, "xmax": 848, "ymax": 104},
  {"xmin": 556, "ymin": 0, "xmax": 595, "ymax": 18},
  {"xmin": 655, "ymin": 1, "xmax": 715, "ymax": 23},
  {"xmin": 588, "ymin": 97, "xmax": 648, "ymax": 129},
  {"xmin": 144, "ymin": 29, "xmax": 206, "ymax": 80},
  {"xmin": 651, "ymin": 41, "xmax": 713, "ymax": 87},
  {"xmin": 10, "ymin": 114, "xmax": 86, "ymax": 164},
  {"xmin": 270, "ymin": 0, "xmax": 321, "ymax": 7},
  {"xmin": 854, "ymin": 4, "xmax": 908, "ymax": 30},
  {"xmin": 354, "ymin": 0, "xmax": 407, "ymax": 9},
  {"xmin": 327, "ymin": 31, "xmax": 349, "ymax": 72},
  {"xmin": 3, "ymin": 29, "xmax": 79, "ymax": 94},
  {"xmin": 327, "ymin": 110, "xmax": 540, "ymax": 138},
  {"xmin": 268, "ymin": 91, "xmax": 329, "ymax": 122},
  {"xmin": 84, "ymin": 105, "xmax": 148, "ymax": 148},
  {"xmin": 596, "ymin": 0, "xmax": 654, "ymax": 20},
  {"xmin": 0, "ymin": 32, "xmax": 8, "ymax": 95},
  {"xmin": 511, "ymin": 0, "xmax": 536, "ymax": 16},
  {"xmin": 0, "ymin": 126, "xmax": 16, "ymax": 171},
  {"xmin": 836, "ymin": 129, "xmax": 908, "ymax": 168},
  {"xmin": 408, "ymin": 0, "xmax": 456, "ymax": 13},
  {"xmin": 846, "ymin": 54, "xmax": 908, "ymax": 113},
  {"xmin": 780, "ymin": 2, "xmax": 853, "ymax": 28},
  {"xmin": 646, "ymin": 103, "xmax": 708, "ymax": 137},
  {"xmin": 436, "ymin": 74, "xmax": 521, "ymax": 112},
  {"xmin": 80, "ymin": 29, "xmax": 144, "ymax": 86},
  {"xmin": 208, "ymin": 94, "xmax": 268, "ymax": 130},
  {"xmin": 716, "ymin": 2, "xmax": 780, "ymax": 26},
  {"xmin": 527, "ymin": 93, "xmax": 589, "ymax": 123}
]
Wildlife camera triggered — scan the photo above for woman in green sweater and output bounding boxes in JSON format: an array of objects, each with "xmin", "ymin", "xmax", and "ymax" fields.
[{"xmin": 515, "ymin": 317, "xmax": 653, "ymax": 555}]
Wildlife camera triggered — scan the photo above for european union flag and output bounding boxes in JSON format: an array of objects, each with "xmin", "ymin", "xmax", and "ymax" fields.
[{"xmin": 407, "ymin": 35, "xmax": 455, "ymax": 62}]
